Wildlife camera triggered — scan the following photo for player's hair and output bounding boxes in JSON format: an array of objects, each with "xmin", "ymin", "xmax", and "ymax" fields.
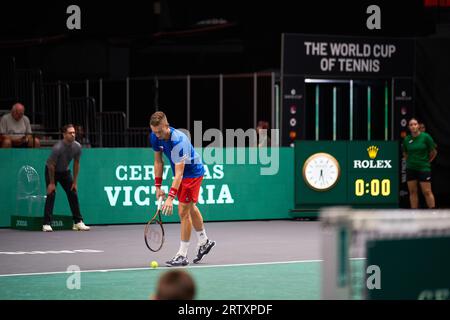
[
  {"xmin": 61, "ymin": 124, "xmax": 75, "ymax": 133},
  {"xmin": 12, "ymin": 102, "xmax": 25, "ymax": 112},
  {"xmin": 150, "ymin": 111, "xmax": 169, "ymax": 127},
  {"xmin": 408, "ymin": 117, "xmax": 421, "ymax": 125},
  {"xmin": 155, "ymin": 270, "xmax": 196, "ymax": 300}
]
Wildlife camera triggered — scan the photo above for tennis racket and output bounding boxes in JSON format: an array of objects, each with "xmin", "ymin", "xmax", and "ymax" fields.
[{"xmin": 144, "ymin": 196, "xmax": 165, "ymax": 252}]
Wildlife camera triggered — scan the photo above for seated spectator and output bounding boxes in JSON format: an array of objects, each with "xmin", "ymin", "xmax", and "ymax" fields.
[
  {"xmin": 419, "ymin": 122, "xmax": 426, "ymax": 132},
  {"xmin": 152, "ymin": 270, "xmax": 196, "ymax": 300},
  {"xmin": 256, "ymin": 120, "xmax": 271, "ymax": 147},
  {"xmin": 74, "ymin": 125, "xmax": 91, "ymax": 148},
  {"xmin": 0, "ymin": 103, "xmax": 40, "ymax": 148}
]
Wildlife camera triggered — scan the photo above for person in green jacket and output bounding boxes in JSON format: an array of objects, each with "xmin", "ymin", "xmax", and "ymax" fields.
[{"xmin": 402, "ymin": 118, "xmax": 437, "ymax": 209}]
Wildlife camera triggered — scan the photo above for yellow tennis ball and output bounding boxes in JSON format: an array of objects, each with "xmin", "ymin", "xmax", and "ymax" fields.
[{"xmin": 150, "ymin": 261, "xmax": 158, "ymax": 268}]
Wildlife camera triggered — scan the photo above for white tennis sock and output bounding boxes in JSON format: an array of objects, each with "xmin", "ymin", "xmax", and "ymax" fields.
[
  {"xmin": 196, "ymin": 229, "xmax": 208, "ymax": 246},
  {"xmin": 177, "ymin": 241, "xmax": 189, "ymax": 257}
]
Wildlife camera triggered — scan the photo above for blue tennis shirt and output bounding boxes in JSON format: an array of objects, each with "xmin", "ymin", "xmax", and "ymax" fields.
[{"xmin": 150, "ymin": 127, "xmax": 204, "ymax": 178}]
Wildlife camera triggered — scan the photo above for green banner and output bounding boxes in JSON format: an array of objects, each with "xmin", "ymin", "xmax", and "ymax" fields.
[{"xmin": 0, "ymin": 148, "xmax": 293, "ymax": 227}]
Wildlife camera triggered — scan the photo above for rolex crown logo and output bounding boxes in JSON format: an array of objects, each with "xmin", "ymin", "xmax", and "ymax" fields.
[{"xmin": 367, "ymin": 146, "xmax": 379, "ymax": 159}]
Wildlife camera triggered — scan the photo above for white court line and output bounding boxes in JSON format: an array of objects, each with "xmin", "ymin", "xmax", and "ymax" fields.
[
  {"xmin": 0, "ymin": 249, "xmax": 104, "ymax": 255},
  {"xmin": 0, "ymin": 258, "xmax": 366, "ymax": 278}
]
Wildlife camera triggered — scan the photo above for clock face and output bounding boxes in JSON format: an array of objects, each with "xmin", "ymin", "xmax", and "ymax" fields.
[{"xmin": 303, "ymin": 153, "xmax": 340, "ymax": 191}]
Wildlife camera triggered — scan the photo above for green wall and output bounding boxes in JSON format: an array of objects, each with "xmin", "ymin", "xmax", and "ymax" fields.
[{"xmin": 0, "ymin": 148, "xmax": 294, "ymax": 227}]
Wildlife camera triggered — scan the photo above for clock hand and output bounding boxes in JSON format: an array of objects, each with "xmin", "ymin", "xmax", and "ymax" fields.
[{"xmin": 319, "ymin": 172, "xmax": 324, "ymax": 185}]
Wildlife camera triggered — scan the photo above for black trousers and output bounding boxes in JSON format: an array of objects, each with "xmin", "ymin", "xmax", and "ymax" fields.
[{"xmin": 43, "ymin": 167, "xmax": 83, "ymax": 225}]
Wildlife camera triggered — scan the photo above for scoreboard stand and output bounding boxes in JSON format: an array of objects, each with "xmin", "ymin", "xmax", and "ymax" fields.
[
  {"xmin": 294, "ymin": 141, "xmax": 399, "ymax": 215},
  {"xmin": 289, "ymin": 208, "xmax": 320, "ymax": 219}
]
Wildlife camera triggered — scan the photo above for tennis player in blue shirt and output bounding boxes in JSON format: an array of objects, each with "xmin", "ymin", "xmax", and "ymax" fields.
[{"xmin": 150, "ymin": 111, "xmax": 216, "ymax": 267}]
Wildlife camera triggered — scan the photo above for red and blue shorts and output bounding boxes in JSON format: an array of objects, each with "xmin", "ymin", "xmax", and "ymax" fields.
[{"xmin": 177, "ymin": 177, "xmax": 203, "ymax": 203}]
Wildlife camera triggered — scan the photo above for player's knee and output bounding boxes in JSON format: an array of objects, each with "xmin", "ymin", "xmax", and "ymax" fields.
[
  {"xmin": 68, "ymin": 190, "xmax": 78, "ymax": 197},
  {"xmin": 2, "ymin": 138, "xmax": 12, "ymax": 148},
  {"xmin": 178, "ymin": 208, "xmax": 190, "ymax": 218},
  {"xmin": 179, "ymin": 212, "xmax": 191, "ymax": 223},
  {"xmin": 408, "ymin": 188, "xmax": 418, "ymax": 196},
  {"xmin": 29, "ymin": 137, "xmax": 40, "ymax": 148},
  {"xmin": 422, "ymin": 189, "xmax": 433, "ymax": 197},
  {"xmin": 47, "ymin": 191, "xmax": 56, "ymax": 197},
  {"xmin": 178, "ymin": 203, "xmax": 192, "ymax": 219}
]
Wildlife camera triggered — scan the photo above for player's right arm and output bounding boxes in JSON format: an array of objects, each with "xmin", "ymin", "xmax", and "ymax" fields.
[
  {"xmin": 401, "ymin": 139, "xmax": 408, "ymax": 161},
  {"xmin": 46, "ymin": 159, "xmax": 56, "ymax": 194},
  {"xmin": 0, "ymin": 117, "xmax": 9, "ymax": 143},
  {"xmin": 154, "ymin": 151, "xmax": 165, "ymax": 199},
  {"xmin": 46, "ymin": 144, "xmax": 59, "ymax": 194}
]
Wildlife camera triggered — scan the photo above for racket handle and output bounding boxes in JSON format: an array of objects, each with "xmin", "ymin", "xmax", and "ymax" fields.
[{"xmin": 157, "ymin": 196, "xmax": 164, "ymax": 210}]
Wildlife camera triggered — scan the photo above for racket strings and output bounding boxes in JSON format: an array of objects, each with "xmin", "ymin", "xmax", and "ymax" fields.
[
  {"xmin": 145, "ymin": 216, "xmax": 164, "ymax": 251},
  {"xmin": 148, "ymin": 222, "xmax": 163, "ymax": 244}
]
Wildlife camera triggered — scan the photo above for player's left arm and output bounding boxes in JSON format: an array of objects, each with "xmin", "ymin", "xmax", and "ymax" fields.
[
  {"xmin": 72, "ymin": 158, "xmax": 80, "ymax": 192},
  {"xmin": 429, "ymin": 148, "xmax": 437, "ymax": 162},
  {"xmin": 427, "ymin": 135, "xmax": 438, "ymax": 163},
  {"xmin": 162, "ymin": 162, "xmax": 184, "ymax": 215}
]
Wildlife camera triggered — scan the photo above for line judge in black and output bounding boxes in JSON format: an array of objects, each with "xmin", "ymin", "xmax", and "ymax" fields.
[{"xmin": 42, "ymin": 124, "xmax": 90, "ymax": 232}]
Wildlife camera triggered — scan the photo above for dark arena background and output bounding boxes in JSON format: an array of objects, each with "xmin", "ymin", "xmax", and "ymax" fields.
[{"xmin": 1, "ymin": 0, "xmax": 450, "ymax": 311}]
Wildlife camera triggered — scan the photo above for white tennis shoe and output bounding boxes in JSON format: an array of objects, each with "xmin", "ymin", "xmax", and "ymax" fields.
[
  {"xmin": 73, "ymin": 221, "xmax": 90, "ymax": 231},
  {"xmin": 42, "ymin": 225, "xmax": 53, "ymax": 232}
]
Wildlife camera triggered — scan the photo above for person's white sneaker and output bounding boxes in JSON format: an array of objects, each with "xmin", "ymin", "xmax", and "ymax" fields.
[
  {"xmin": 73, "ymin": 221, "xmax": 90, "ymax": 231},
  {"xmin": 42, "ymin": 225, "xmax": 53, "ymax": 232}
]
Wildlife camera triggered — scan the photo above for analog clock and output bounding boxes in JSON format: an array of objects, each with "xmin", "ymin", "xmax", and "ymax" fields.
[{"xmin": 302, "ymin": 152, "xmax": 341, "ymax": 191}]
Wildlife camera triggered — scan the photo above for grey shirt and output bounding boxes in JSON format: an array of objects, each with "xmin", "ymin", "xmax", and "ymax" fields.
[
  {"xmin": 47, "ymin": 140, "xmax": 82, "ymax": 172},
  {"xmin": 0, "ymin": 113, "xmax": 32, "ymax": 139}
]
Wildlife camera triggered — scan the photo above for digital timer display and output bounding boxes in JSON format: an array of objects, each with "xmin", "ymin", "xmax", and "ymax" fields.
[{"xmin": 354, "ymin": 178, "xmax": 391, "ymax": 197}]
